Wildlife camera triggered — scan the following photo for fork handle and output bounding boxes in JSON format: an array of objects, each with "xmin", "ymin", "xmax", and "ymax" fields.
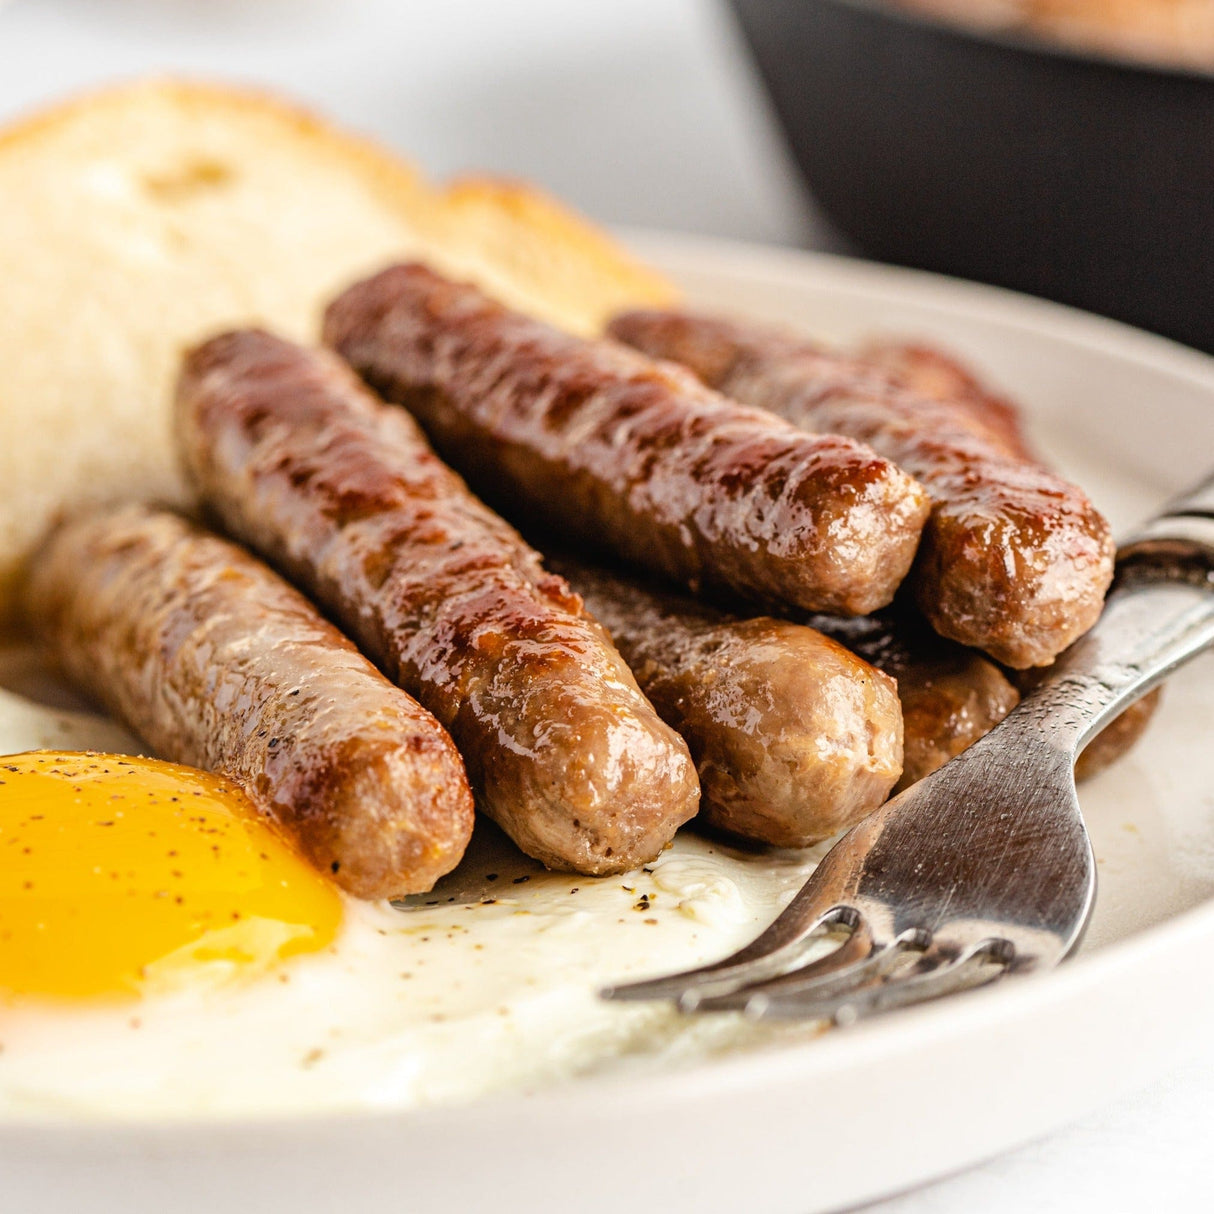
[{"xmin": 1015, "ymin": 472, "xmax": 1214, "ymax": 759}]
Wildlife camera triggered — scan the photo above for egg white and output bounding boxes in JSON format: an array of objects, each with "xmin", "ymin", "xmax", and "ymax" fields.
[{"xmin": 0, "ymin": 642, "xmax": 825, "ymax": 1121}]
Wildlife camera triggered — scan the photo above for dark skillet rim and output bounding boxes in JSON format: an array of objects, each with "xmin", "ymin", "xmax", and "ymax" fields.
[{"xmin": 812, "ymin": 0, "xmax": 1214, "ymax": 82}]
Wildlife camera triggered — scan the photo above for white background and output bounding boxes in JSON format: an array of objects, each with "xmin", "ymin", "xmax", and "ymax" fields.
[{"xmin": 1, "ymin": 1, "xmax": 1210, "ymax": 1209}]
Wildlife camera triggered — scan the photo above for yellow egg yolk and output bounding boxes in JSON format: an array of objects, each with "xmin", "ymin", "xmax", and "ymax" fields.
[{"xmin": 0, "ymin": 751, "xmax": 342, "ymax": 1003}]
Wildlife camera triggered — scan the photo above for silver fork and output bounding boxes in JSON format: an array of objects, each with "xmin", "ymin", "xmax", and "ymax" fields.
[{"xmin": 602, "ymin": 473, "xmax": 1214, "ymax": 1024}]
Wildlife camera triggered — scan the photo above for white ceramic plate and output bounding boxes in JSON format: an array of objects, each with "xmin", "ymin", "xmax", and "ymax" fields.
[{"xmin": 6, "ymin": 234, "xmax": 1214, "ymax": 1214}]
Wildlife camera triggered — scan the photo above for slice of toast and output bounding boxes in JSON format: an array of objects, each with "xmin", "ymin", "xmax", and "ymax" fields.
[{"xmin": 0, "ymin": 77, "xmax": 676, "ymax": 625}]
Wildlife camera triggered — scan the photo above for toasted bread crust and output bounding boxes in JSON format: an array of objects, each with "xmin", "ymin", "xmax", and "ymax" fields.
[{"xmin": 0, "ymin": 77, "xmax": 677, "ymax": 627}]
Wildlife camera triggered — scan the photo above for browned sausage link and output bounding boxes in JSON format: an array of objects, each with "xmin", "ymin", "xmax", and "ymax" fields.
[
  {"xmin": 176, "ymin": 330, "xmax": 700, "ymax": 876},
  {"xmin": 322, "ymin": 264, "xmax": 932, "ymax": 617},
  {"xmin": 802, "ymin": 610, "xmax": 1022, "ymax": 794},
  {"xmin": 814, "ymin": 607, "xmax": 1159, "ymax": 787},
  {"xmin": 609, "ymin": 311, "xmax": 1115, "ymax": 668},
  {"xmin": 23, "ymin": 505, "xmax": 474, "ymax": 900},
  {"xmin": 548, "ymin": 556, "xmax": 903, "ymax": 848},
  {"xmin": 856, "ymin": 341, "xmax": 1036, "ymax": 461},
  {"xmin": 866, "ymin": 340, "xmax": 1163, "ymax": 777}
]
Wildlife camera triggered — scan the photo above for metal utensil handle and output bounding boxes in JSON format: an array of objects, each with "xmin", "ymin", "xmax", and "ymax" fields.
[{"xmin": 1012, "ymin": 479, "xmax": 1214, "ymax": 760}]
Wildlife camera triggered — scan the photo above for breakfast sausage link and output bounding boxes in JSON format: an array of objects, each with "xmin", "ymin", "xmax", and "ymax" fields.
[
  {"xmin": 802, "ymin": 609, "xmax": 1022, "ymax": 793},
  {"xmin": 549, "ymin": 555, "xmax": 903, "ymax": 847},
  {"xmin": 860, "ymin": 340, "xmax": 1163, "ymax": 774},
  {"xmin": 24, "ymin": 505, "xmax": 475, "ymax": 900},
  {"xmin": 809, "ymin": 607, "xmax": 1160, "ymax": 789},
  {"xmin": 609, "ymin": 310, "xmax": 1115, "ymax": 668},
  {"xmin": 322, "ymin": 263, "xmax": 932, "ymax": 617},
  {"xmin": 176, "ymin": 330, "xmax": 700, "ymax": 876},
  {"xmin": 856, "ymin": 340, "xmax": 1035, "ymax": 461}
]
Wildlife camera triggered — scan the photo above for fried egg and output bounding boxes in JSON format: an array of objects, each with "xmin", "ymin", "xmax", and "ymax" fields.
[
  {"xmin": 0, "ymin": 752, "xmax": 341, "ymax": 1003},
  {"xmin": 0, "ymin": 650, "xmax": 821, "ymax": 1121}
]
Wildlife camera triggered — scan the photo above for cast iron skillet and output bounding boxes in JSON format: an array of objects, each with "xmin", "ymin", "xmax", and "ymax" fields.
[{"xmin": 727, "ymin": 0, "xmax": 1214, "ymax": 352}]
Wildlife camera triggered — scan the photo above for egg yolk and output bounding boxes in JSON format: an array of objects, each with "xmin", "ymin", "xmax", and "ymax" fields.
[{"xmin": 0, "ymin": 751, "xmax": 342, "ymax": 1003}]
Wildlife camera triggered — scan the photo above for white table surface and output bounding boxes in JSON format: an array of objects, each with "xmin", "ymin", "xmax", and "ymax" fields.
[{"xmin": 0, "ymin": 1, "xmax": 1209, "ymax": 1209}]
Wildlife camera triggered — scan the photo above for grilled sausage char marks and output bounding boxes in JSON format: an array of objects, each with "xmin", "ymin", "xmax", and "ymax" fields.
[
  {"xmin": 176, "ymin": 330, "xmax": 700, "ymax": 876},
  {"xmin": 609, "ymin": 310, "xmax": 1115, "ymax": 668},
  {"xmin": 322, "ymin": 263, "xmax": 932, "ymax": 618},
  {"xmin": 856, "ymin": 341, "xmax": 1035, "ymax": 461},
  {"xmin": 848, "ymin": 340, "xmax": 1163, "ymax": 776},
  {"xmin": 550, "ymin": 556, "xmax": 903, "ymax": 848},
  {"xmin": 24, "ymin": 505, "xmax": 475, "ymax": 899}
]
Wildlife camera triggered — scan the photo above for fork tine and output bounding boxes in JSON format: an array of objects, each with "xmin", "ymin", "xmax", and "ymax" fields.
[
  {"xmin": 604, "ymin": 809, "xmax": 889, "ymax": 1004},
  {"xmin": 691, "ymin": 928, "xmax": 926, "ymax": 1013},
  {"xmin": 723, "ymin": 941, "xmax": 1011, "ymax": 1024},
  {"xmin": 601, "ymin": 903, "xmax": 861, "ymax": 1004},
  {"xmin": 932, "ymin": 923, "xmax": 1065, "ymax": 975},
  {"xmin": 676, "ymin": 920, "xmax": 875, "ymax": 1011}
]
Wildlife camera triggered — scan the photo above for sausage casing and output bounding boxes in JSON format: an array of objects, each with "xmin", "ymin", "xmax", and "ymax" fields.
[
  {"xmin": 24, "ymin": 505, "xmax": 475, "ymax": 899},
  {"xmin": 322, "ymin": 263, "xmax": 932, "ymax": 616},
  {"xmin": 550, "ymin": 556, "xmax": 903, "ymax": 847},
  {"xmin": 176, "ymin": 330, "xmax": 700, "ymax": 876},
  {"xmin": 856, "ymin": 340, "xmax": 1035, "ymax": 461},
  {"xmin": 853, "ymin": 341, "xmax": 1163, "ymax": 775},
  {"xmin": 609, "ymin": 310, "xmax": 1115, "ymax": 667},
  {"xmin": 803, "ymin": 610, "xmax": 1022, "ymax": 793},
  {"xmin": 812, "ymin": 607, "xmax": 1159, "ymax": 788}
]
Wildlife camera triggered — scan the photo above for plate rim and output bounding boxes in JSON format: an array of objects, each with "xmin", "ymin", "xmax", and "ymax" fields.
[
  {"xmin": 8, "ymin": 885, "xmax": 1213, "ymax": 1140},
  {"xmin": 5, "ymin": 231, "xmax": 1214, "ymax": 1156}
]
